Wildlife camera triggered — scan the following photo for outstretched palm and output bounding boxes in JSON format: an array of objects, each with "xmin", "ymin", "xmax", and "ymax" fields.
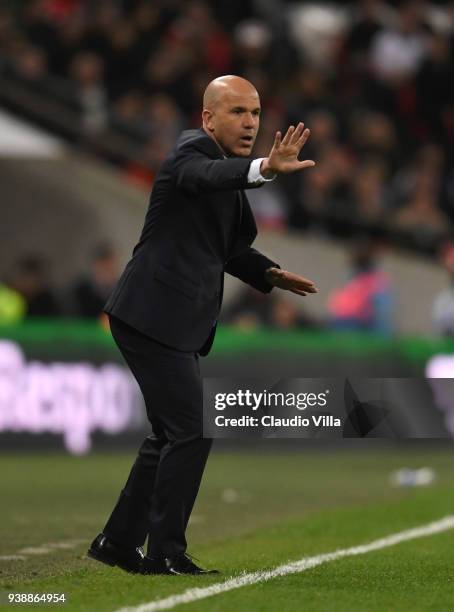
[
  {"xmin": 266, "ymin": 123, "xmax": 315, "ymax": 174},
  {"xmin": 265, "ymin": 268, "xmax": 318, "ymax": 297}
]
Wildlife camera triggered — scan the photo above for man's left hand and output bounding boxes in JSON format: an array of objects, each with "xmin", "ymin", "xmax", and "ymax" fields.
[{"xmin": 265, "ymin": 267, "xmax": 318, "ymax": 296}]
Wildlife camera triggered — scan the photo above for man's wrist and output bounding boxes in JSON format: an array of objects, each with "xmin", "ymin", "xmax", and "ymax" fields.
[
  {"xmin": 260, "ymin": 158, "xmax": 277, "ymax": 179},
  {"xmin": 265, "ymin": 267, "xmax": 281, "ymax": 283}
]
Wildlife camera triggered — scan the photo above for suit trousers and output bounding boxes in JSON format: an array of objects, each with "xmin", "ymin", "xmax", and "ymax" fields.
[{"xmin": 103, "ymin": 315, "xmax": 213, "ymax": 558}]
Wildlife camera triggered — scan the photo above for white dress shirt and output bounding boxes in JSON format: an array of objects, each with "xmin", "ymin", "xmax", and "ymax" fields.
[{"xmin": 247, "ymin": 158, "xmax": 276, "ymax": 185}]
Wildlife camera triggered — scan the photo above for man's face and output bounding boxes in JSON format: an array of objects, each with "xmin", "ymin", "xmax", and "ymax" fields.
[{"xmin": 203, "ymin": 90, "xmax": 260, "ymax": 157}]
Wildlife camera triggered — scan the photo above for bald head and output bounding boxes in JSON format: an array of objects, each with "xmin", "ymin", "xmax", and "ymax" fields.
[
  {"xmin": 203, "ymin": 75, "xmax": 259, "ymax": 110},
  {"xmin": 202, "ymin": 75, "xmax": 261, "ymax": 157}
]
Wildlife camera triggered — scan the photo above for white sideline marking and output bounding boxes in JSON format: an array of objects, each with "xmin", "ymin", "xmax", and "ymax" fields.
[
  {"xmin": 0, "ymin": 540, "xmax": 86, "ymax": 561},
  {"xmin": 116, "ymin": 515, "xmax": 454, "ymax": 612},
  {"xmin": 45, "ymin": 541, "xmax": 84, "ymax": 550},
  {"xmin": 17, "ymin": 539, "xmax": 87, "ymax": 556},
  {"xmin": 18, "ymin": 547, "xmax": 52, "ymax": 555},
  {"xmin": 0, "ymin": 539, "xmax": 90, "ymax": 561}
]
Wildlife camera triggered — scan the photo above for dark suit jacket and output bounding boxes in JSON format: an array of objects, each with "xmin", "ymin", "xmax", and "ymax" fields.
[{"xmin": 104, "ymin": 128, "xmax": 279, "ymax": 355}]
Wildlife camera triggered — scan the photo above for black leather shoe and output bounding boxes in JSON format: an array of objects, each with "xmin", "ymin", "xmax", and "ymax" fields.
[
  {"xmin": 87, "ymin": 533, "xmax": 144, "ymax": 574},
  {"xmin": 140, "ymin": 556, "xmax": 169, "ymax": 575},
  {"xmin": 165, "ymin": 553, "xmax": 219, "ymax": 575}
]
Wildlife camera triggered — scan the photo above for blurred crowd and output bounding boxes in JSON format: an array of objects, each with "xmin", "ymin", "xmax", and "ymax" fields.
[
  {"xmin": 4, "ymin": 237, "xmax": 454, "ymax": 339},
  {"xmin": 0, "ymin": 244, "xmax": 119, "ymax": 324},
  {"xmin": 0, "ymin": 0, "xmax": 453, "ymax": 250},
  {"xmin": 0, "ymin": 239, "xmax": 396, "ymax": 335},
  {"xmin": 224, "ymin": 237, "xmax": 394, "ymax": 335}
]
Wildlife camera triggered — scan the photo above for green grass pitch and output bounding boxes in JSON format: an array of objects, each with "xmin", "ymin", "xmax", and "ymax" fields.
[{"xmin": 1, "ymin": 447, "xmax": 454, "ymax": 611}]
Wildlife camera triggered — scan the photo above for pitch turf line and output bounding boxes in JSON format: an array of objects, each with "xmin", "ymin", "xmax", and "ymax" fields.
[
  {"xmin": 0, "ymin": 539, "xmax": 87, "ymax": 562},
  {"xmin": 115, "ymin": 515, "xmax": 454, "ymax": 612}
]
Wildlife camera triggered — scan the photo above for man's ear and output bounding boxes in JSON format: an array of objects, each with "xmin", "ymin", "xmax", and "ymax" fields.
[{"xmin": 202, "ymin": 109, "xmax": 215, "ymax": 132}]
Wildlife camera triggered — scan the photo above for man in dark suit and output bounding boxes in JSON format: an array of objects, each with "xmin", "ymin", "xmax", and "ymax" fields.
[{"xmin": 88, "ymin": 75, "xmax": 318, "ymax": 575}]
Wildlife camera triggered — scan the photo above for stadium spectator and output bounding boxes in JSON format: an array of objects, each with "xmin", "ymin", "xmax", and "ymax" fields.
[
  {"xmin": 13, "ymin": 44, "xmax": 48, "ymax": 82},
  {"xmin": 71, "ymin": 243, "xmax": 119, "ymax": 319},
  {"xmin": 223, "ymin": 286, "xmax": 274, "ymax": 331},
  {"xmin": 69, "ymin": 51, "xmax": 108, "ymax": 135},
  {"xmin": 392, "ymin": 169, "xmax": 449, "ymax": 235},
  {"xmin": 348, "ymin": 111, "xmax": 399, "ymax": 169},
  {"xmin": 351, "ymin": 158, "xmax": 390, "ymax": 222},
  {"xmin": 232, "ymin": 19, "xmax": 271, "ymax": 76},
  {"xmin": 415, "ymin": 31, "xmax": 454, "ymax": 144},
  {"xmin": 327, "ymin": 238, "xmax": 393, "ymax": 334},
  {"xmin": 270, "ymin": 298, "xmax": 319, "ymax": 330},
  {"xmin": 111, "ymin": 90, "xmax": 147, "ymax": 140},
  {"xmin": 45, "ymin": 11, "xmax": 86, "ymax": 76},
  {"xmin": 0, "ymin": 283, "xmax": 26, "ymax": 324},
  {"xmin": 146, "ymin": 93, "xmax": 183, "ymax": 152},
  {"xmin": 369, "ymin": 1, "xmax": 430, "ymax": 83},
  {"xmin": 224, "ymin": 287, "xmax": 318, "ymax": 331},
  {"xmin": 342, "ymin": 0, "xmax": 392, "ymax": 74},
  {"xmin": 7, "ymin": 254, "xmax": 61, "ymax": 318},
  {"xmin": 433, "ymin": 241, "xmax": 454, "ymax": 336}
]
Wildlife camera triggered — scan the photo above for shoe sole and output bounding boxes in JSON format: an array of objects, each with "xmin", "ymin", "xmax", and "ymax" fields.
[
  {"xmin": 141, "ymin": 567, "xmax": 170, "ymax": 576},
  {"xmin": 87, "ymin": 548, "xmax": 140, "ymax": 574},
  {"xmin": 168, "ymin": 568, "xmax": 220, "ymax": 575}
]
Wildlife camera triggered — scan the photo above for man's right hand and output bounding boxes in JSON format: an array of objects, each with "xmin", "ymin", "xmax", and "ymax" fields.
[{"xmin": 260, "ymin": 123, "xmax": 315, "ymax": 177}]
